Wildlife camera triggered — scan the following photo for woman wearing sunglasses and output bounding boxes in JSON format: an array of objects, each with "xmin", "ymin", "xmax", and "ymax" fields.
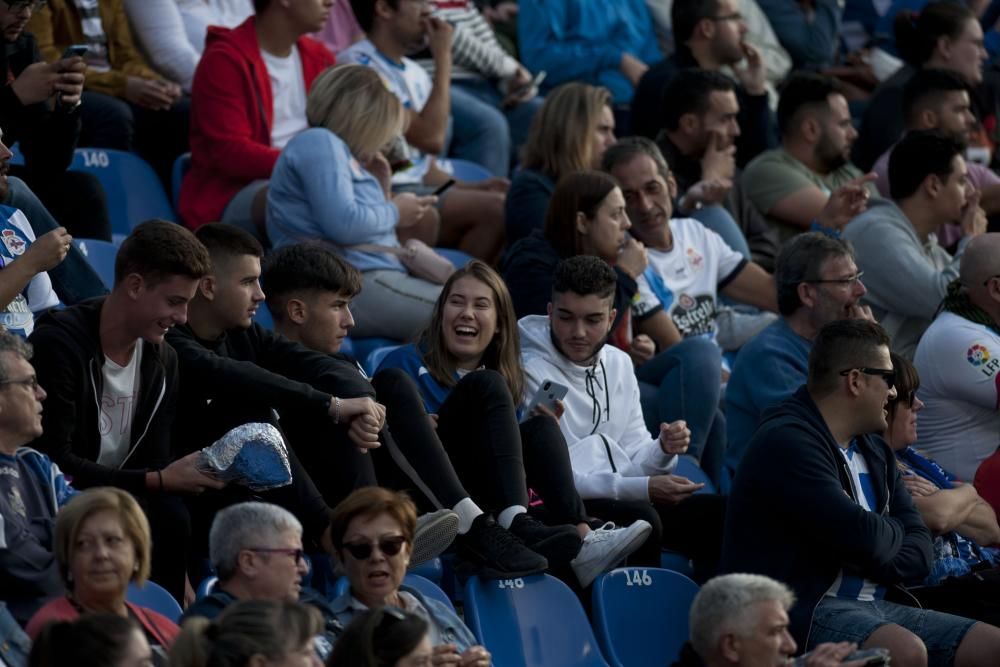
[
  {"xmin": 884, "ymin": 352, "xmax": 1000, "ymax": 626},
  {"xmin": 328, "ymin": 487, "xmax": 490, "ymax": 667}
]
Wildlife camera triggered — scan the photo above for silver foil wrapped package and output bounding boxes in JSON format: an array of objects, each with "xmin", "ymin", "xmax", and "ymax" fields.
[{"xmin": 199, "ymin": 423, "xmax": 292, "ymax": 492}]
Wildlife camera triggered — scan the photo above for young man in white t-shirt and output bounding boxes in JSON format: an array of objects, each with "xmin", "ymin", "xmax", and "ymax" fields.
[
  {"xmin": 915, "ymin": 233, "xmax": 1000, "ymax": 483},
  {"xmin": 602, "ymin": 137, "xmax": 778, "ymax": 351},
  {"xmin": 339, "ymin": 0, "xmax": 507, "ymax": 263},
  {"xmin": 27, "ymin": 221, "xmax": 224, "ymax": 601}
]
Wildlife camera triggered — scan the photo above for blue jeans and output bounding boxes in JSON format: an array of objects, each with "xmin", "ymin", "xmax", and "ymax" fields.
[
  {"xmin": 636, "ymin": 337, "xmax": 726, "ymax": 485},
  {"xmin": 6, "ymin": 176, "xmax": 108, "ymax": 304},
  {"xmin": 450, "ymin": 78, "xmax": 544, "ymax": 176},
  {"xmin": 691, "ymin": 205, "xmax": 751, "ymax": 260}
]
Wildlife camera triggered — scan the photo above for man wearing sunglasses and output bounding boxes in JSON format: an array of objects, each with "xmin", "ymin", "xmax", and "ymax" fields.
[
  {"xmin": 722, "ymin": 318, "xmax": 1000, "ymax": 664},
  {"xmin": 844, "ymin": 129, "xmax": 986, "ymax": 361}
]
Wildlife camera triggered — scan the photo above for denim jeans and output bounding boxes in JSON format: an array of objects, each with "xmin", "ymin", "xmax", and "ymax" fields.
[
  {"xmin": 636, "ymin": 336, "xmax": 726, "ymax": 485},
  {"xmin": 450, "ymin": 78, "xmax": 544, "ymax": 176},
  {"xmin": 5, "ymin": 176, "xmax": 107, "ymax": 304},
  {"xmin": 691, "ymin": 204, "xmax": 751, "ymax": 260}
]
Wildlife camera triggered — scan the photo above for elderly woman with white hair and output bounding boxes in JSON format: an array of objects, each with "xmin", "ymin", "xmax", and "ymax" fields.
[{"xmin": 683, "ymin": 573, "xmax": 868, "ymax": 667}]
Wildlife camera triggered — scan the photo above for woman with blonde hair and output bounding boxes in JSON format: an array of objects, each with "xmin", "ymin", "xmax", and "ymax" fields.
[
  {"xmin": 26, "ymin": 487, "xmax": 179, "ymax": 658},
  {"xmin": 379, "ymin": 261, "xmax": 652, "ymax": 587},
  {"xmin": 266, "ymin": 64, "xmax": 441, "ymax": 342},
  {"xmin": 504, "ymin": 83, "xmax": 616, "ymax": 244},
  {"xmin": 170, "ymin": 599, "xmax": 322, "ymax": 667}
]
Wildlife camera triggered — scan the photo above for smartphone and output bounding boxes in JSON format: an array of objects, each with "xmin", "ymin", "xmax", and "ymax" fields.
[
  {"xmin": 510, "ymin": 70, "xmax": 546, "ymax": 98},
  {"xmin": 61, "ymin": 44, "xmax": 88, "ymax": 59},
  {"xmin": 432, "ymin": 179, "xmax": 456, "ymax": 197},
  {"xmin": 527, "ymin": 380, "xmax": 568, "ymax": 414},
  {"xmin": 843, "ymin": 648, "xmax": 890, "ymax": 666}
]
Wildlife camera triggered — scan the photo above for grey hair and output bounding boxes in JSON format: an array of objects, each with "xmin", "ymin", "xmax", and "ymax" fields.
[
  {"xmin": 600, "ymin": 136, "xmax": 672, "ymax": 180},
  {"xmin": 209, "ymin": 502, "xmax": 302, "ymax": 580},
  {"xmin": 689, "ymin": 574, "xmax": 796, "ymax": 659},
  {"xmin": 0, "ymin": 330, "xmax": 33, "ymax": 383},
  {"xmin": 775, "ymin": 232, "xmax": 855, "ymax": 316}
]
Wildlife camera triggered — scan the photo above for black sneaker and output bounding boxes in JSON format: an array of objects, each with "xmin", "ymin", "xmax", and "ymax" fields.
[
  {"xmin": 456, "ymin": 514, "xmax": 548, "ymax": 578},
  {"xmin": 508, "ymin": 513, "xmax": 583, "ymax": 567}
]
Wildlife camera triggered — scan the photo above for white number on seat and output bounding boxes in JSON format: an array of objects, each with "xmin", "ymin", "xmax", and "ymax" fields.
[
  {"xmin": 497, "ymin": 578, "xmax": 525, "ymax": 589},
  {"xmin": 81, "ymin": 150, "xmax": 110, "ymax": 168},
  {"xmin": 624, "ymin": 570, "xmax": 652, "ymax": 586}
]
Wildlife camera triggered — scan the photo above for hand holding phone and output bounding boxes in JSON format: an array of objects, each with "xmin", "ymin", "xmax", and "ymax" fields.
[
  {"xmin": 61, "ymin": 44, "xmax": 88, "ymax": 60},
  {"xmin": 527, "ymin": 380, "xmax": 568, "ymax": 415}
]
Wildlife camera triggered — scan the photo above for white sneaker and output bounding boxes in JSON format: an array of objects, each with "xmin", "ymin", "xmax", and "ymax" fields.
[{"xmin": 570, "ymin": 520, "xmax": 653, "ymax": 588}]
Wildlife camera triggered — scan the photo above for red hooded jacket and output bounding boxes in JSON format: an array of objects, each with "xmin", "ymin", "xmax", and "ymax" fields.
[{"xmin": 179, "ymin": 16, "xmax": 334, "ymax": 229}]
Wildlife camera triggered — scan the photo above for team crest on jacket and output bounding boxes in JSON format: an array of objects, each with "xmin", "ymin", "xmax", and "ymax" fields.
[
  {"xmin": 7, "ymin": 486, "xmax": 26, "ymax": 518},
  {"xmin": 1, "ymin": 229, "xmax": 25, "ymax": 256}
]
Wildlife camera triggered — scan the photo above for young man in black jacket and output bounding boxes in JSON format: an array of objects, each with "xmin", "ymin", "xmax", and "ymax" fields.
[
  {"xmin": 28, "ymin": 220, "xmax": 222, "ymax": 601},
  {"xmin": 721, "ymin": 319, "xmax": 1000, "ymax": 665},
  {"xmin": 175, "ymin": 225, "xmax": 553, "ymax": 578}
]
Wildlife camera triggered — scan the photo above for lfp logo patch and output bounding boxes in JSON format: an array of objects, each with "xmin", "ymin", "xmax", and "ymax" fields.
[{"xmin": 968, "ymin": 344, "xmax": 991, "ymax": 367}]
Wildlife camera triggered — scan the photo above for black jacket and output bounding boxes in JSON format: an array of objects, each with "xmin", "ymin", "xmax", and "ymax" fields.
[
  {"xmin": 720, "ymin": 385, "xmax": 933, "ymax": 647},
  {"xmin": 28, "ymin": 298, "xmax": 177, "ymax": 495},
  {"xmin": 0, "ymin": 32, "xmax": 80, "ymax": 176}
]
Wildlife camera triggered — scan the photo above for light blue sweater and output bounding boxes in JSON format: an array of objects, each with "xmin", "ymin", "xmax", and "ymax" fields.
[{"xmin": 266, "ymin": 127, "xmax": 404, "ymax": 273}]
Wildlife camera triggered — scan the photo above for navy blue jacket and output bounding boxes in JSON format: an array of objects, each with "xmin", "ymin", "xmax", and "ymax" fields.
[{"xmin": 720, "ymin": 385, "xmax": 932, "ymax": 647}]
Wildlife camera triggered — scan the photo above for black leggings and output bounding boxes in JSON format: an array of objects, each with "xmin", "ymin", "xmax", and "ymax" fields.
[{"xmin": 385, "ymin": 368, "xmax": 588, "ymax": 524}]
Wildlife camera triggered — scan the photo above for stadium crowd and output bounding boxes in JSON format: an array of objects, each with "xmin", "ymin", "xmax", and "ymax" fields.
[{"xmin": 3, "ymin": 0, "xmax": 1000, "ymax": 665}]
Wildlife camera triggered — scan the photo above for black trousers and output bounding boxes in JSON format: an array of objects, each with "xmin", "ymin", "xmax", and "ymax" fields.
[{"xmin": 908, "ymin": 566, "xmax": 1000, "ymax": 626}]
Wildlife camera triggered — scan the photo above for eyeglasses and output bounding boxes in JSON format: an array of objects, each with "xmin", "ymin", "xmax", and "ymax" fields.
[
  {"xmin": 247, "ymin": 547, "xmax": 305, "ymax": 564},
  {"xmin": 805, "ymin": 271, "xmax": 865, "ymax": 287},
  {"xmin": 839, "ymin": 367, "xmax": 896, "ymax": 389},
  {"xmin": 4, "ymin": 0, "xmax": 45, "ymax": 13},
  {"xmin": 710, "ymin": 12, "xmax": 743, "ymax": 21},
  {"xmin": 0, "ymin": 375, "xmax": 39, "ymax": 391},
  {"xmin": 341, "ymin": 535, "xmax": 407, "ymax": 560},
  {"xmin": 890, "ymin": 388, "xmax": 916, "ymax": 408}
]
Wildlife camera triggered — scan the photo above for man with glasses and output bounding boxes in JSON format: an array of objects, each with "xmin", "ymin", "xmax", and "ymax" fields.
[
  {"xmin": 183, "ymin": 502, "xmax": 342, "ymax": 660},
  {"xmin": 725, "ymin": 232, "xmax": 871, "ymax": 478},
  {"xmin": 915, "ymin": 233, "xmax": 1000, "ymax": 485},
  {"xmin": 0, "ymin": 329, "xmax": 75, "ymax": 626},
  {"xmin": 722, "ymin": 318, "xmax": 1000, "ymax": 664},
  {"xmin": 844, "ymin": 130, "xmax": 986, "ymax": 360}
]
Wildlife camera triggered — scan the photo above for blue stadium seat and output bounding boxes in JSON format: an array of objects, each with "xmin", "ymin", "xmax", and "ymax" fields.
[
  {"xmin": 591, "ymin": 567, "xmax": 699, "ymax": 667},
  {"xmin": 435, "ymin": 247, "xmax": 474, "ymax": 269},
  {"xmin": 172, "ymin": 152, "xmax": 191, "ymax": 210},
  {"xmin": 659, "ymin": 551, "xmax": 694, "ymax": 578},
  {"xmin": 464, "ymin": 574, "xmax": 609, "ymax": 667},
  {"xmin": 69, "ymin": 148, "xmax": 176, "ymax": 238},
  {"xmin": 675, "ymin": 455, "xmax": 716, "ymax": 495},
  {"xmin": 444, "ymin": 158, "xmax": 493, "ymax": 183},
  {"xmin": 332, "ymin": 571, "xmax": 452, "ymax": 611},
  {"xmin": 349, "ymin": 337, "xmax": 402, "ymax": 376},
  {"xmin": 196, "ymin": 576, "xmax": 218, "ymax": 600},
  {"xmin": 367, "ymin": 344, "xmax": 402, "ymax": 375},
  {"xmin": 409, "ymin": 557, "xmax": 443, "ymax": 585},
  {"xmin": 73, "ymin": 238, "xmax": 117, "ymax": 290},
  {"xmin": 253, "ymin": 302, "xmax": 274, "ymax": 330},
  {"xmin": 126, "ymin": 581, "xmax": 183, "ymax": 624},
  {"xmin": 340, "ymin": 336, "xmax": 355, "ymax": 358}
]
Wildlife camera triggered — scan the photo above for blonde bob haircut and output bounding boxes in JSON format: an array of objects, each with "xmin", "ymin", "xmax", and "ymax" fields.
[
  {"xmin": 521, "ymin": 82, "xmax": 612, "ymax": 181},
  {"xmin": 54, "ymin": 487, "xmax": 152, "ymax": 588},
  {"xmin": 306, "ymin": 64, "xmax": 405, "ymax": 159}
]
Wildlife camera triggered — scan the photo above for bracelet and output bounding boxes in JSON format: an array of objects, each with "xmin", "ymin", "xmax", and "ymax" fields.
[
  {"xmin": 810, "ymin": 220, "xmax": 842, "ymax": 239},
  {"xmin": 333, "ymin": 396, "xmax": 341, "ymax": 424},
  {"xmin": 156, "ymin": 469, "xmax": 164, "ymax": 492}
]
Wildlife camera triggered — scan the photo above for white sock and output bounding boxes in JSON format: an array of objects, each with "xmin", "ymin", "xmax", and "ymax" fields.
[
  {"xmin": 497, "ymin": 505, "xmax": 527, "ymax": 530},
  {"xmin": 453, "ymin": 497, "xmax": 483, "ymax": 534}
]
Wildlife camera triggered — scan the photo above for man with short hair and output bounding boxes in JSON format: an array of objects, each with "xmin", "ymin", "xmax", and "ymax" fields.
[
  {"xmin": 844, "ymin": 129, "xmax": 986, "ymax": 359},
  {"xmin": 631, "ymin": 0, "xmax": 774, "ymax": 163},
  {"xmin": 688, "ymin": 573, "xmax": 862, "ymax": 666},
  {"xmin": 179, "ymin": 0, "xmax": 335, "ymax": 233},
  {"xmin": 916, "ymin": 233, "xmax": 1000, "ymax": 484},
  {"xmin": 602, "ymin": 137, "xmax": 777, "ymax": 356},
  {"xmin": 742, "ymin": 72, "xmax": 876, "ymax": 241},
  {"xmin": 0, "ymin": 330, "xmax": 74, "ymax": 626},
  {"xmin": 341, "ymin": 0, "xmax": 506, "ymax": 263},
  {"xmin": 725, "ymin": 233, "xmax": 870, "ymax": 478},
  {"xmin": 519, "ymin": 255, "xmax": 725, "ymax": 576},
  {"xmin": 722, "ymin": 318, "xmax": 1000, "ymax": 664},
  {"xmin": 28, "ymin": 220, "xmax": 222, "ymax": 601}
]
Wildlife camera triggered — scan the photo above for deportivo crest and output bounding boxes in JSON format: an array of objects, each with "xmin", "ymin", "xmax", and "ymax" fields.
[
  {"xmin": 7, "ymin": 486, "xmax": 25, "ymax": 518},
  {"xmin": 686, "ymin": 247, "xmax": 704, "ymax": 271},
  {"xmin": 1, "ymin": 229, "xmax": 25, "ymax": 256}
]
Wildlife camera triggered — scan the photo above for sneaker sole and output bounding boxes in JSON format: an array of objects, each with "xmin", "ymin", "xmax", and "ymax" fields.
[
  {"xmin": 410, "ymin": 510, "xmax": 460, "ymax": 569},
  {"xmin": 453, "ymin": 554, "xmax": 548, "ymax": 580},
  {"xmin": 572, "ymin": 521, "xmax": 653, "ymax": 588}
]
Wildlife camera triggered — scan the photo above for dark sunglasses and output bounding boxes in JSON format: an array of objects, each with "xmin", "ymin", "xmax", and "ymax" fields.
[
  {"xmin": 839, "ymin": 367, "xmax": 895, "ymax": 389},
  {"xmin": 890, "ymin": 389, "xmax": 916, "ymax": 408},
  {"xmin": 342, "ymin": 535, "xmax": 407, "ymax": 560}
]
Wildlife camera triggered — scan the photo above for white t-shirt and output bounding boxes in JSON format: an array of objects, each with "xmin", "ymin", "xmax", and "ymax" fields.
[
  {"xmin": 261, "ymin": 45, "xmax": 308, "ymax": 149},
  {"xmin": 0, "ymin": 206, "xmax": 59, "ymax": 337},
  {"xmin": 632, "ymin": 218, "xmax": 746, "ymax": 338},
  {"xmin": 337, "ymin": 40, "xmax": 433, "ymax": 184},
  {"xmin": 913, "ymin": 311, "xmax": 1000, "ymax": 482},
  {"xmin": 97, "ymin": 341, "xmax": 144, "ymax": 469}
]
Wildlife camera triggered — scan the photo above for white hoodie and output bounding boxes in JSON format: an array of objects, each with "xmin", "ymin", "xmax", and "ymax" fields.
[{"xmin": 518, "ymin": 315, "xmax": 677, "ymax": 502}]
